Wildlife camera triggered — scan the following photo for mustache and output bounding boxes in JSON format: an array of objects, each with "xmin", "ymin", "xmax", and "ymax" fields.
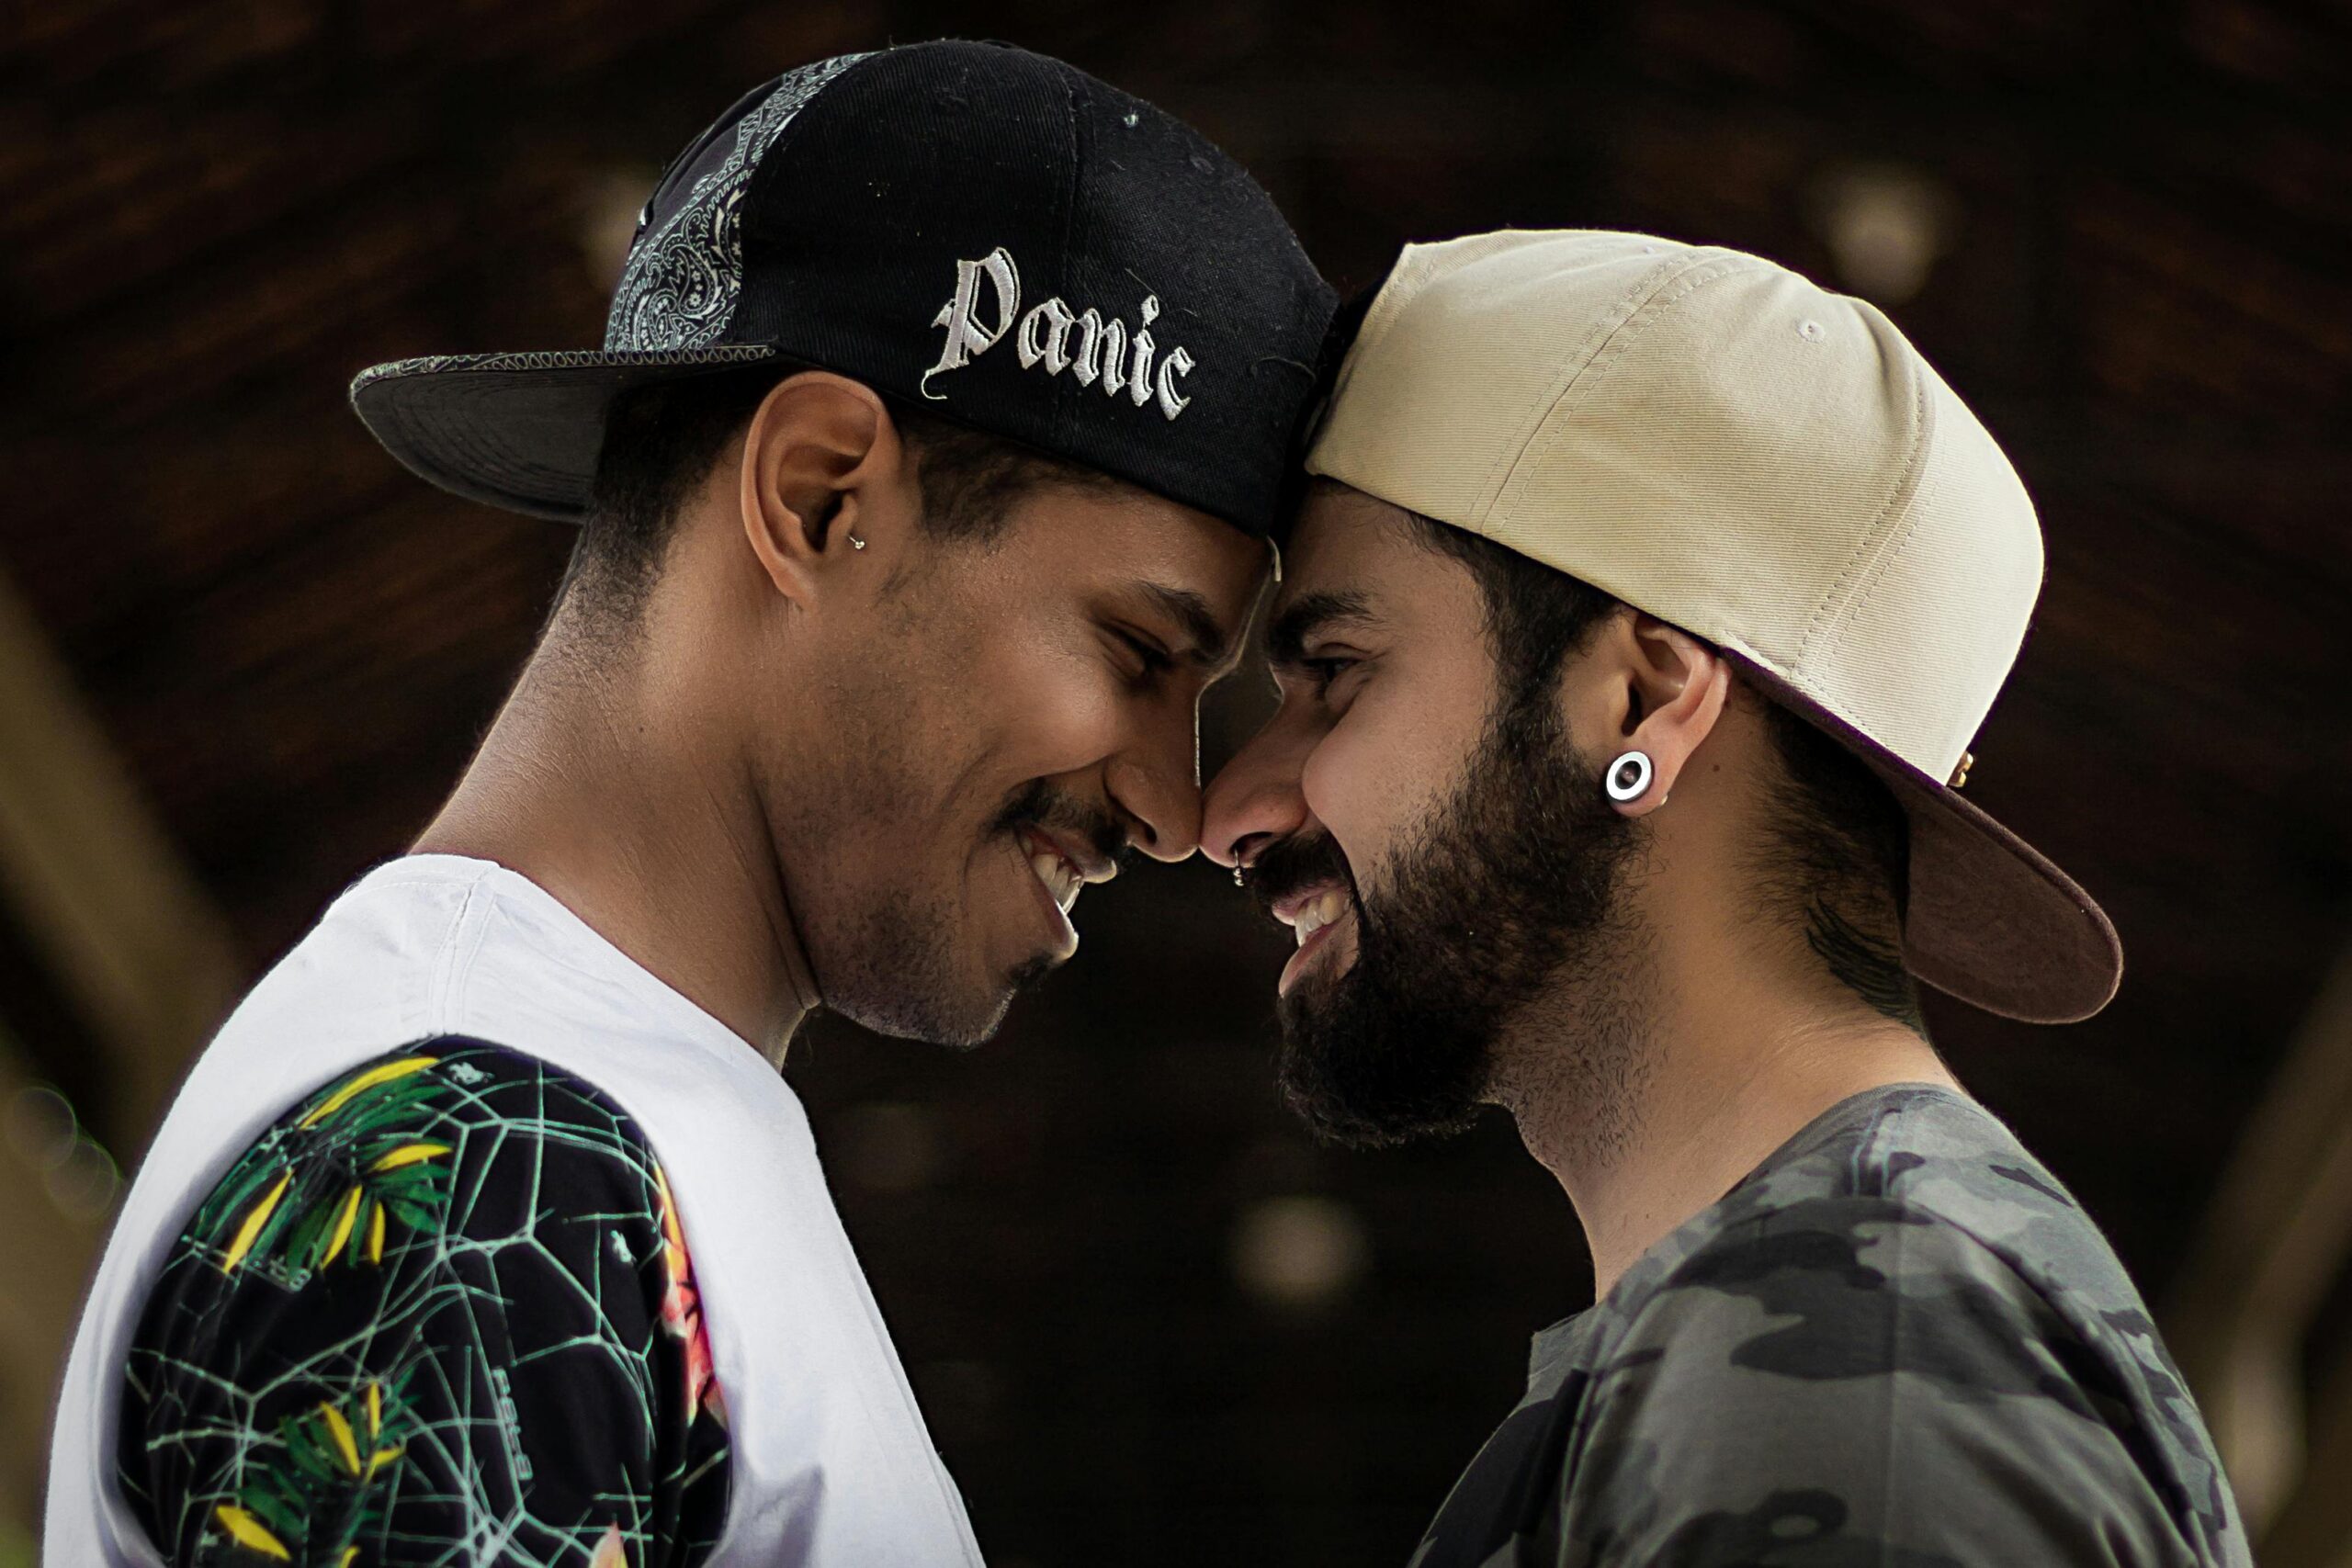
[
  {"xmin": 1245, "ymin": 830, "xmax": 1361, "ymax": 918},
  {"xmin": 987, "ymin": 778, "xmax": 1128, "ymax": 867}
]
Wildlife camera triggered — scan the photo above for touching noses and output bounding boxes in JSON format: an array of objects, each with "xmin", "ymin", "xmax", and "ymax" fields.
[
  {"xmin": 1199, "ymin": 720, "xmax": 1312, "ymax": 871},
  {"xmin": 1104, "ymin": 714, "xmax": 1205, "ymax": 864}
]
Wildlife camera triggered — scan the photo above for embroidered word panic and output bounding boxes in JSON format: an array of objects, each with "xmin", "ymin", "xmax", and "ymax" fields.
[{"xmin": 923, "ymin": 246, "xmax": 1195, "ymax": 421}]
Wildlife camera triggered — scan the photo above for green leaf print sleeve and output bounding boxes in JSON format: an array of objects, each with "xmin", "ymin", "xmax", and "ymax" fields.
[{"xmin": 118, "ymin": 1040, "xmax": 731, "ymax": 1568}]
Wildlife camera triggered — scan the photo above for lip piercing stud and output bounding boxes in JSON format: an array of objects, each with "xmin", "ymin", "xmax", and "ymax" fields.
[{"xmin": 1604, "ymin": 750, "xmax": 1654, "ymax": 804}]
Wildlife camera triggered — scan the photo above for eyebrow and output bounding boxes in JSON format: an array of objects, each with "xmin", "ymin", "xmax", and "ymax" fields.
[
  {"xmin": 1133, "ymin": 581, "xmax": 1237, "ymax": 672},
  {"xmin": 1266, "ymin": 590, "xmax": 1376, "ymax": 671}
]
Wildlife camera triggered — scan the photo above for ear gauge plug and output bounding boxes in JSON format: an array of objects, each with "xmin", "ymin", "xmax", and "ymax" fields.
[{"xmin": 1604, "ymin": 750, "xmax": 1654, "ymax": 804}]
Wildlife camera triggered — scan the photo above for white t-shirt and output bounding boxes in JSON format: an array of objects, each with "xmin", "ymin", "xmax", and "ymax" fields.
[{"xmin": 47, "ymin": 853, "xmax": 985, "ymax": 1566}]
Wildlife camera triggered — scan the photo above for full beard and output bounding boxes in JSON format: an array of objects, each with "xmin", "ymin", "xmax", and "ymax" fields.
[{"xmin": 1264, "ymin": 693, "xmax": 1648, "ymax": 1150}]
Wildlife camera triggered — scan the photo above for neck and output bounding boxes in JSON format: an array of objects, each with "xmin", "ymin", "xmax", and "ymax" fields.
[
  {"xmin": 412, "ymin": 609, "xmax": 820, "ymax": 1066},
  {"xmin": 1505, "ymin": 929, "xmax": 1959, "ymax": 1302}
]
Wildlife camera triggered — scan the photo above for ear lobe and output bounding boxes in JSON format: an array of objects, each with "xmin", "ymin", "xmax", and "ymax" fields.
[
  {"xmin": 1608, "ymin": 617, "xmax": 1730, "ymax": 818},
  {"xmin": 738, "ymin": 372, "xmax": 890, "ymax": 607}
]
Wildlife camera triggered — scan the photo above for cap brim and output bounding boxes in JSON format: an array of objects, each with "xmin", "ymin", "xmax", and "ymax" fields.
[
  {"xmin": 349, "ymin": 346, "xmax": 785, "ymax": 522},
  {"xmin": 1731, "ymin": 656, "xmax": 2122, "ymax": 1025}
]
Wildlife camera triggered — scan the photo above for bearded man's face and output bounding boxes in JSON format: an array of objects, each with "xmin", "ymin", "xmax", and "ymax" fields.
[{"xmin": 1202, "ymin": 485, "xmax": 1645, "ymax": 1146}]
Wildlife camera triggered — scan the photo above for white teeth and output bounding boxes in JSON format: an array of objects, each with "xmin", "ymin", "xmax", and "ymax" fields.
[
  {"xmin": 1027, "ymin": 850, "xmax": 1081, "ymax": 913},
  {"xmin": 1292, "ymin": 889, "xmax": 1347, "ymax": 946}
]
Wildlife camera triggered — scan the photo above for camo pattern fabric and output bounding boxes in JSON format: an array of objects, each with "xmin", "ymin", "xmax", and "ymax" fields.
[{"xmin": 1408, "ymin": 1084, "xmax": 2250, "ymax": 1568}]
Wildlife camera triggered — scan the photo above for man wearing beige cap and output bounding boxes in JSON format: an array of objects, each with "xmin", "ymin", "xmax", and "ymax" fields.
[{"xmin": 1204, "ymin": 231, "xmax": 2249, "ymax": 1565}]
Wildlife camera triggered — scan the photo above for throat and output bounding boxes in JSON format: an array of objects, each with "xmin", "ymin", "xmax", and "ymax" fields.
[
  {"xmin": 413, "ymin": 642, "xmax": 820, "ymax": 1065},
  {"xmin": 1501, "ymin": 958, "xmax": 1955, "ymax": 1303}
]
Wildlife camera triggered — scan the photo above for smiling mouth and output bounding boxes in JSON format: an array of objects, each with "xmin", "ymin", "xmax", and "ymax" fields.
[
  {"xmin": 1281, "ymin": 887, "xmax": 1349, "ymax": 946},
  {"xmin": 1019, "ymin": 829, "xmax": 1087, "ymax": 914},
  {"xmin": 1269, "ymin": 882, "xmax": 1358, "ymax": 996}
]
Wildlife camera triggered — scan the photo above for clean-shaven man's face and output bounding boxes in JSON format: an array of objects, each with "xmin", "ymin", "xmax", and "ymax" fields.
[
  {"xmin": 780, "ymin": 459, "xmax": 1261, "ymax": 1048},
  {"xmin": 1199, "ymin": 483, "xmax": 1645, "ymax": 1145}
]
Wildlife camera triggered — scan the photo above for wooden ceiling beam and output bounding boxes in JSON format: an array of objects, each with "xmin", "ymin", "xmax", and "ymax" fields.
[
  {"xmin": 0, "ymin": 568, "xmax": 239, "ymax": 1152},
  {"xmin": 2165, "ymin": 948, "xmax": 2352, "ymax": 1552}
]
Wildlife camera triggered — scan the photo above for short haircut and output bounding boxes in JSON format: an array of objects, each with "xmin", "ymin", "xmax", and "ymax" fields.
[
  {"xmin": 564, "ymin": 363, "xmax": 1112, "ymax": 620},
  {"xmin": 1399, "ymin": 506, "xmax": 1919, "ymax": 1026}
]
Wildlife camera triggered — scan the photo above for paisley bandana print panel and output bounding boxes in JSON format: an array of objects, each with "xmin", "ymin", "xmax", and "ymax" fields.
[{"xmin": 605, "ymin": 52, "xmax": 872, "ymax": 355}]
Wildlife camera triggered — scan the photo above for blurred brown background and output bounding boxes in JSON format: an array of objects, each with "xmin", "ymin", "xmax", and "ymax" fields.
[{"xmin": 4, "ymin": 2, "xmax": 2350, "ymax": 1564}]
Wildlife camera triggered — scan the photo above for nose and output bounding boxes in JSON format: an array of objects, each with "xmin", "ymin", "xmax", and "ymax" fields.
[
  {"xmin": 1200, "ymin": 717, "xmax": 1313, "ymax": 870},
  {"xmin": 1104, "ymin": 708, "xmax": 1205, "ymax": 864}
]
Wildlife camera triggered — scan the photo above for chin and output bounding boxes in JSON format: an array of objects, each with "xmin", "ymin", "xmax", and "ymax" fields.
[
  {"xmin": 833, "ymin": 976, "xmax": 1001, "ymax": 1048},
  {"xmin": 827, "ymin": 947, "xmax": 1054, "ymax": 1049},
  {"xmin": 1272, "ymin": 965, "xmax": 1492, "ymax": 1150}
]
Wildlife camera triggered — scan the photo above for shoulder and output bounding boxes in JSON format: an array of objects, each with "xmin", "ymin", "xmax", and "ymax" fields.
[
  {"xmin": 296, "ymin": 1035, "xmax": 661, "ymax": 1172},
  {"xmin": 1604, "ymin": 1183, "xmax": 2040, "ymax": 1360},
  {"xmin": 1642, "ymin": 1088, "xmax": 2156, "ymax": 1370},
  {"xmin": 172, "ymin": 1035, "xmax": 673, "ymax": 1290},
  {"xmin": 1622, "ymin": 1191, "xmax": 2074, "ymax": 1395},
  {"xmin": 299, "ymin": 1034, "xmax": 657, "ymax": 1135},
  {"xmin": 1603, "ymin": 1089, "xmax": 2168, "ymax": 1452},
  {"xmin": 1578, "ymin": 1194, "xmax": 2235, "ymax": 1564},
  {"xmin": 121, "ymin": 1046, "xmax": 735, "ymax": 1564}
]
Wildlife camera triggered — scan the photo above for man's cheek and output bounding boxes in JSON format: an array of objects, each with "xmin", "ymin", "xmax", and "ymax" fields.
[
  {"xmin": 984, "ymin": 647, "xmax": 1125, "ymax": 781},
  {"xmin": 1299, "ymin": 725, "xmax": 1402, "ymax": 872}
]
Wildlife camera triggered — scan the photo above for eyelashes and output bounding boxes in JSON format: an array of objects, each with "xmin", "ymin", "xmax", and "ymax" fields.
[
  {"xmin": 1113, "ymin": 629, "xmax": 1175, "ymax": 685},
  {"xmin": 1300, "ymin": 656, "xmax": 1358, "ymax": 695}
]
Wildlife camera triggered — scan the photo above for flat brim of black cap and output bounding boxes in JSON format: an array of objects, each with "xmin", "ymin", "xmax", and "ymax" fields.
[
  {"xmin": 350, "ymin": 346, "xmax": 785, "ymax": 522},
  {"xmin": 1730, "ymin": 655, "xmax": 2123, "ymax": 1026}
]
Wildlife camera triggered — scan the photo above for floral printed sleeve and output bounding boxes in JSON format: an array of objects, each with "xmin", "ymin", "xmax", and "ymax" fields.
[{"xmin": 118, "ymin": 1039, "xmax": 731, "ymax": 1567}]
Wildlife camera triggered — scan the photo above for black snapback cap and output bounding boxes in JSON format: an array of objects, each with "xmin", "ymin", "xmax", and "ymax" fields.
[{"xmin": 351, "ymin": 40, "xmax": 1338, "ymax": 536}]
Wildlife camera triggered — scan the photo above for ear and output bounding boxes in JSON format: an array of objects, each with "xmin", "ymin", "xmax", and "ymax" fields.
[
  {"xmin": 1592, "ymin": 611, "xmax": 1731, "ymax": 818},
  {"xmin": 738, "ymin": 371, "xmax": 898, "ymax": 607}
]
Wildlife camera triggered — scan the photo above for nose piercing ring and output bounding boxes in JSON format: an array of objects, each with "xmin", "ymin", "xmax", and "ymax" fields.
[{"xmin": 1604, "ymin": 750, "xmax": 1654, "ymax": 803}]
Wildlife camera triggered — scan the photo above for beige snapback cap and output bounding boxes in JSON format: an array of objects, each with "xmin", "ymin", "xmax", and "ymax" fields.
[{"xmin": 1306, "ymin": 229, "xmax": 2120, "ymax": 1024}]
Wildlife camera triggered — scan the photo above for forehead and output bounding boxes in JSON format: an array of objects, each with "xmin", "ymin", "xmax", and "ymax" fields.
[
  {"xmin": 1007, "ymin": 480, "xmax": 1269, "ymax": 615},
  {"xmin": 1269, "ymin": 483, "xmax": 1474, "ymax": 625}
]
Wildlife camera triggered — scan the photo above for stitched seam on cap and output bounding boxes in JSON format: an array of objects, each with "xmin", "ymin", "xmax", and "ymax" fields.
[
  {"xmin": 1487, "ymin": 254, "xmax": 1757, "ymax": 531},
  {"xmin": 1470, "ymin": 250, "xmax": 1719, "ymax": 524},
  {"xmin": 1350, "ymin": 244, "xmax": 1442, "ymax": 381},
  {"xmin": 1309, "ymin": 243, "xmax": 1448, "ymax": 483},
  {"xmin": 1793, "ymin": 331, "xmax": 1933, "ymax": 673},
  {"xmin": 1820, "ymin": 498, "xmax": 1934, "ymax": 763}
]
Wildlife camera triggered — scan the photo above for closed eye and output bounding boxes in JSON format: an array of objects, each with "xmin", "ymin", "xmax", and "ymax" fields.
[
  {"xmin": 1300, "ymin": 656, "xmax": 1357, "ymax": 694},
  {"xmin": 1114, "ymin": 629, "xmax": 1176, "ymax": 684}
]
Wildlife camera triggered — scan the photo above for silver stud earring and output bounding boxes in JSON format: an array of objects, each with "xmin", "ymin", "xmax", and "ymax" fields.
[
  {"xmin": 1604, "ymin": 750, "xmax": 1654, "ymax": 804},
  {"xmin": 847, "ymin": 531, "xmax": 867, "ymax": 551},
  {"xmin": 1232, "ymin": 865, "xmax": 1247, "ymax": 887}
]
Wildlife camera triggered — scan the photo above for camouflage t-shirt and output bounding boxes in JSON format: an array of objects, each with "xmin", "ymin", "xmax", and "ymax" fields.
[{"xmin": 1409, "ymin": 1084, "xmax": 2249, "ymax": 1568}]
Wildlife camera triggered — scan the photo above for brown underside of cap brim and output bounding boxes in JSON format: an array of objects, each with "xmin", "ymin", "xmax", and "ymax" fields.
[
  {"xmin": 1729, "ymin": 655, "xmax": 2122, "ymax": 1025},
  {"xmin": 349, "ymin": 347, "xmax": 786, "ymax": 522}
]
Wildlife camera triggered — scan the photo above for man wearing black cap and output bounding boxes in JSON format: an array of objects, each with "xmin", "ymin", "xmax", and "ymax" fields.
[{"xmin": 51, "ymin": 41, "xmax": 1333, "ymax": 1567}]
